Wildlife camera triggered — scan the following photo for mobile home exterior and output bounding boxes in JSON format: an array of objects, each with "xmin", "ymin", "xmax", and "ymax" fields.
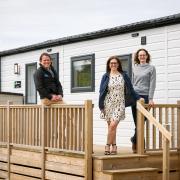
[{"xmin": 0, "ymin": 13, "xmax": 180, "ymax": 146}]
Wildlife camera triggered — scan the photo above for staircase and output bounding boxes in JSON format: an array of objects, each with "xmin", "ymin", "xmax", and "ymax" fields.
[{"xmin": 93, "ymin": 152, "xmax": 179, "ymax": 180}]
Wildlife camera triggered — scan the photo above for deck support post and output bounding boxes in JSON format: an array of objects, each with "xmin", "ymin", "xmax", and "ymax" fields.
[
  {"xmin": 85, "ymin": 100, "xmax": 93, "ymax": 180},
  {"xmin": 137, "ymin": 98, "xmax": 145, "ymax": 155}
]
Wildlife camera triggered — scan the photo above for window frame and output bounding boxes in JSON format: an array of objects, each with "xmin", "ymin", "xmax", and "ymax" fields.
[{"xmin": 71, "ymin": 54, "xmax": 95, "ymax": 93}]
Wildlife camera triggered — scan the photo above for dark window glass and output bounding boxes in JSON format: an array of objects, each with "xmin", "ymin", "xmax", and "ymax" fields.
[
  {"xmin": 50, "ymin": 53, "xmax": 59, "ymax": 77},
  {"xmin": 118, "ymin": 54, "xmax": 132, "ymax": 79}
]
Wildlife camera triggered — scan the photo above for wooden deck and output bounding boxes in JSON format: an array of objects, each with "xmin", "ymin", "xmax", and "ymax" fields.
[
  {"xmin": 0, "ymin": 100, "xmax": 180, "ymax": 180},
  {"xmin": 0, "ymin": 145, "xmax": 179, "ymax": 180}
]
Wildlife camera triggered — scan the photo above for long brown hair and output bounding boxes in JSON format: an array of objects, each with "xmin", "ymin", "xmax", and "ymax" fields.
[
  {"xmin": 134, "ymin": 48, "xmax": 151, "ymax": 64},
  {"xmin": 106, "ymin": 56, "xmax": 123, "ymax": 73}
]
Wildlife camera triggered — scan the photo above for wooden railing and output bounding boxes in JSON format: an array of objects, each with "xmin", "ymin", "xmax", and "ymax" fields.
[
  {"xmin": 0, "ymin": 100, "xmax": 93, "ymax": 180},
  {"xmin": 136, "ymin": 99, "xmax": 180, "ymax": 180}
]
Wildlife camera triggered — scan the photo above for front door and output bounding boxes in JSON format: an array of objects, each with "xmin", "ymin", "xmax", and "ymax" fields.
[{"xmin": 25, "ymin": 63, "xmax": 37, "ymax": 104}]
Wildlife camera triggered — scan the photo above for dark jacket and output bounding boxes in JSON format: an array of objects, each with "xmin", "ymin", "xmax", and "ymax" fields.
[
  {"xmin": 99, "ymin": 72, "xmax": 140, "ymax": 110},
  {"xmin": 33, "ymin": 65, "xmax": 63, "ymax": 100}
]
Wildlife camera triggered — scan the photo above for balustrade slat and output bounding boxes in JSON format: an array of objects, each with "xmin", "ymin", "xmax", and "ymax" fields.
[
  {"xmin": 159, "ymin": 107, "xmax": 162, "ymax": 148},
  {"xmin": 69, "ymin": 108, "xmax": 73, "ymax": 150},
  {"xmin": 165, "ymin": 108, "xmax": 169, "ymax": 124},
  {"xmin": 64, "ymin": 107, "xmax": 67, "ymax": 149},
  {"xmin": 35, "ymin": 108, "xmax": 38, "ymax": 146},
  {"xmin": 73, "ymin": 108, "xmax": 76, "ymax": 150},
  {"xmin": 57, "ymin": 108, "xmax": 61, "ymax": 149},
  {"xmin": 152, "ymin": 108, "xmax": 157, "ymax": 149},
  {"xmin": 146, "ymin": 120, "xmax": 150, "ymax": 149},
  {"xmin": 61, "ymin": 108, "xmax": 65, "ymax": 149},
  {"xmin": 38, "ymin": 108, "xmax": 41, "ymax": 146},
  {"xmin": 29, "ymin": 108, "xmax": 32, "ymax": 145},
  {"xmin": 82, "ymin": 108, "xmax": 85, "ymax": 151},
  {"xmin": 32, "ymin": 108, "xmax": 35, "ymax": 145},
  {"xmin": 171, "ymin": 108, "xmax": 175, "ymax": 148},
  {"xmin": 53, "ymin": 108, "xmax": 57, "ymax": 148},
  {"xmin": 77, "ymin": 108, "xmax": 80, "ymax": 151}
]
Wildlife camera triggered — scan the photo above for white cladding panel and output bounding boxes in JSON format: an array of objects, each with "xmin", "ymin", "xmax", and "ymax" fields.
[{"xmin": 1, "ymin": 24, "xmax": 180, "ymax": 146}]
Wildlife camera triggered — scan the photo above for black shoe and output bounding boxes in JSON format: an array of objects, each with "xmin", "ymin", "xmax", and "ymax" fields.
[{"xmin": 132, "ymin": 143, "xmax": 136, "ymax": 153}]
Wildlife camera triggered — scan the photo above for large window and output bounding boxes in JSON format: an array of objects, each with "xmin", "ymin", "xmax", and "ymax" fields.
[
  {"xmin": 118, "ymin": 54, "xmax": 132, "ymax": 79},
  {"xmin": 71, "ymin": 54, "xmax": 95, "ymax": 93}
]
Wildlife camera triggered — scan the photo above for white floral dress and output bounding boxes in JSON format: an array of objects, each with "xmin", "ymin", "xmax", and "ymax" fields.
[{"xmin": 104, "ymin": 74, "xmax": 125, "ymax": 122}]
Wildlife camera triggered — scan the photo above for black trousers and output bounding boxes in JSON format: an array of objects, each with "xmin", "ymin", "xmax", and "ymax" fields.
[{"xmin": 131, "ymin": 95, "xmax": 149, "ymax": 144}]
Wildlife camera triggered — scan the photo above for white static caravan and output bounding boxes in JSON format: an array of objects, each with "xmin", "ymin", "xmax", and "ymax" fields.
[{"xmin": 0, "ymin": 14, "xmax": 180, "ymax": 147}]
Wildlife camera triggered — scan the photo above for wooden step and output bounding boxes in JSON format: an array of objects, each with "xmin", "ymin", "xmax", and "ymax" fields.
[
  {"xmin": 94, "ymin": 167, "xmax": 158, "ymax": 180},
  {"xmin": 93, "ymin": 154, "xmax": 149, "ymax": 171},
  {"xmin": 103, "ymin": 167, "xmax": 158, "ymax": 174},
  {"xmin": 146, "ymin": 150, "xmax": 179, "ymax": 171}
]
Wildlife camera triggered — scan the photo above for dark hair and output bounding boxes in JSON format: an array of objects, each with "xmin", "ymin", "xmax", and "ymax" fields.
[
  {"xmin": 106, "ymin": 56, "xmax": 123, "ymax": 73},
  {"xmin": 134, "ymin": 48, "xmax": 151, "ymax": 64},
  {"xmin": 39, "ymin": 52, "xmax": 52, "ymax": 62}
]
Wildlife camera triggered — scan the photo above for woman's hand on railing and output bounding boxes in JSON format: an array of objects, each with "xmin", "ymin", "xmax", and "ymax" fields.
[{"xmin": 148, "ymin": 99, "xmax": 154, "ymax": 107}]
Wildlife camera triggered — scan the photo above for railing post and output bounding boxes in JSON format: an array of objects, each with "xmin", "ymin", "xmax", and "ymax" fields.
[
  {"xmin": 137, "ymin": 98, "xmax": 145, "ymax": 155},
  {"xmin": 7, "ymin": 101, "xmax": 10, "ymax": 180},
  {"xmin": 162, "ymin": 124, "xmax": 170, "ymax": 180},
  {"xmin": 41, "ymin": 104, "xmax": 45, "ymax": 180},
  {"xmin": 84, "ymin": 100, "xmax": 93, "ymax": 180},
  {"xmin": 177, "ymin": 100, "xmax": 180, "ymax": 180},
  {"xmin": 7, "ymin": 101, "xmax": 13, "ymax": 180}
]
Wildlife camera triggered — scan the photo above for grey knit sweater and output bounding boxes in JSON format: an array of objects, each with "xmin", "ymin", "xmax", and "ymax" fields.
[{"xmin": 132, "ymin": 63, "xmax": 156, "ymax": 100}]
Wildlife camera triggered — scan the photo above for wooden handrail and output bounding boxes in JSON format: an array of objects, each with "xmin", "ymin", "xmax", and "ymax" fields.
[
  {"xmin": 137, "ymin": 99, "xmax": 172, "ymax": 180},
  {"xmin": 137, "ymin": 101, "xmax": 171, "ymax": 141}
]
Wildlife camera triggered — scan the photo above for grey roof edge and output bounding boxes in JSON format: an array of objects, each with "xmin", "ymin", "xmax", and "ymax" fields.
[{"xmin": 1, "ymin": 13, "xmax": 180, "ymax": 57}]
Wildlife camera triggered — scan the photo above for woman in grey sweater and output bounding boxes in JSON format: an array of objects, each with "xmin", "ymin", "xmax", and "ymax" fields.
[{"xmin": 131, "ymin": 48, "xmax": 156, "ymax": 153}]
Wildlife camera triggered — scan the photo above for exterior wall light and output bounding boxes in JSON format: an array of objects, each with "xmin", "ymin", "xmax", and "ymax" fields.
[{"xmin": 14, "ymin": 63, "xmax": 20, "ymax": 74}]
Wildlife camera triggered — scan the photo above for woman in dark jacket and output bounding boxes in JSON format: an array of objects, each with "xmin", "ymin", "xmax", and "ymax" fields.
[
  {"xmin": 34, "ymin": 52, "xmax": 63, "ymax": 105},
  {"xmin": 99, "ymin": 56, "xmax": 140, "ymax": 155}
]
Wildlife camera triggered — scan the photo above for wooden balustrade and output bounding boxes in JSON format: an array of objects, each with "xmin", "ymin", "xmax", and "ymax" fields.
[
  {"xmin": 136, "ymin": 100, "xmax": 180, "ymax": 180},
  {"xmin": 143, "ymin": 103, "xmax": 179, "ymax": 151},
  {"xmin": 0, "ymin": 100, "xmax": 93, "ymax": 180},
  {"xmin": 0, "ymin": 104, "xmax": 87, "ymax": 152}
]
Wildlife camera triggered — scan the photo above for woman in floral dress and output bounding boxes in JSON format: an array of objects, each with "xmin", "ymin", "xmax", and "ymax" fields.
[{"xmin": 99, "ymin": 56, "xmax": 140, "ymax": 155}]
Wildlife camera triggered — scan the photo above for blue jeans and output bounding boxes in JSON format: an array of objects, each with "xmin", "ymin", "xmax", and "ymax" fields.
[{"xmin": 131, "ymin": 95, "xmax": 149, "ymax": 144}]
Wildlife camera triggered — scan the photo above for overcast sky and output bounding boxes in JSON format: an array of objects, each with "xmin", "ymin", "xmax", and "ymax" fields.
[{"xmin": 0, "ymin": 0, "xmax": 180, "ymax": 51}]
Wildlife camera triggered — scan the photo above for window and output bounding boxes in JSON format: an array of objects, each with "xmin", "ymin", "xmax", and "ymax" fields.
[
  {"xmin": 118, "ymin": 54, "xmax": 132, "ymax": 79},
  {"xmin": 50, "ymin": 53, "xmax": 59, "ymax": 77},
  {"xmin": 71, "ymin": 54, "xmax": 95, "ymax": 92}
]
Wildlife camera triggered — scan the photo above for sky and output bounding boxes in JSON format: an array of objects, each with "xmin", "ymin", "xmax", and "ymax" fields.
[{"xmin": 0, "ymin": 0, "xmax": 180, "ymax": 51}]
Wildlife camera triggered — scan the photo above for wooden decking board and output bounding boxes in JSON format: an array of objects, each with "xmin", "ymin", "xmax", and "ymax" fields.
[
  {"xmin": 10, "ymin": 164, "xmax": 41, "ymax": 178},
  {"xmin": 45, "ymin": 170, "xmax": 84, "ymax": 180},
  {"xmin": 0, "ymin": 170, "xmax": 7, "ymax": 179},
  {"xmin": 45, "ymin": 161, "xmax": 84, "ymax": 176},
  {"xmin": 0, "ymin": 162, "xmax": 7, "ymax": 171},
  {"xmin": 46, "ymin": 153, "xmax": 85, "ymax": 166},
  {"xmin": 10, "ymin": 173, "xmax": 41, "ymax": 180},
  {"xmin": 93, "ymin": 153, "xmax": 148, "ymax": 159}
]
